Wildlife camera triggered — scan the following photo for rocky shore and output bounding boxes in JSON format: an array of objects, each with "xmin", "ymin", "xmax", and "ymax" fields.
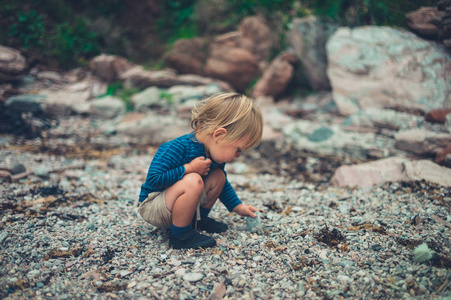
[{"xmin": 0, "ymin": 112, "xmax": 450, "ymax": 299}]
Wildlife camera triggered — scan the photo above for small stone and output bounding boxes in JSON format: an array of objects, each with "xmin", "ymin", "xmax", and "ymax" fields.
[
  {"xmin": 27, "ymin": 270, "xmax": 40, "ymax": 278},
  {"xmin": 0, "ymin": 232, "xmax": 7, "ymax": 244},
  {"xmin": 372, "ymin": 244, "xmax": 382, "ymax": 251},
  {"xmin": 413, "ymin": 243, "xmax": 433, "ymax": 263},
  {"xmin": 183, "ymin": 272, "xmax": 204, "ymax": 282},
  {"xmin": 175, "ymin": 268, "xmax": 186, "ymax": 277},
  {"xmin": 246, "ymin": 212, "xmax": 261, "ymax": 232},
  {"xmin": 127, "ymin": 281, "xmax": 137, "ymax": 289},
  {"xmin": 10, "ymin": 164, "xmax": 26, "ymax": 175}
]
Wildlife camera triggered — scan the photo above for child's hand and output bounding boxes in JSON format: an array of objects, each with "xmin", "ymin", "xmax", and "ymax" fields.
[
  {"xmin": 233, "ymin": 204, "xmax": 259, "ymax": 218},
  {"xmin": 185, "ymin": 156, "xmax": 211, "ymax": 176}
]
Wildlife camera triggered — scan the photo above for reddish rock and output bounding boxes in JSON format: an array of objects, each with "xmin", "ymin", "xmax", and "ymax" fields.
[
  {"xmin": 164, "ymin": 38, "xmax": 206, "ymax": 76},
  {"xmin": 406, "ymin": 7, "xmax": 443, "ymax": 39},
  {"xmin": 205, "ymin": 46, "xmax": 260, "ymax": 92},
  {"xmin": 238, "ymin": 16, "xmax": 274, "ymax": 63},
  {"xmin": 425, "ymin": 108, "xmax": 451, "ymax": 123},
  {"xmin": 89, "ymin": 54, "xmax": 133, "ymax": 82},
  {"xmin": 252, "ymin": 52, "xmax": 298, "ymax": 98},
  {"xmin": 435, "ymin": 143, "xmax": 451, "ymax": 165}
]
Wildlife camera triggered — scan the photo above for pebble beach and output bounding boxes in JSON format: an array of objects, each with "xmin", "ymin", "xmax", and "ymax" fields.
[{"xmin": 1, "ymin": 117, "xmax": 450, "ymax": 299}]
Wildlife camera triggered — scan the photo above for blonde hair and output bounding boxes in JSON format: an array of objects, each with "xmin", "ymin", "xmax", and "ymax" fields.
[{"xmin": 191, "ymin": 93, "xmax": 263, "ymax": 150}]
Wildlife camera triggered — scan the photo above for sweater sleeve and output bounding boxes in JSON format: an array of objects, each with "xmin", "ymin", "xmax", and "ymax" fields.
[
  {"xmin": 218, "ymin": 170, "xmax": 242, "ymax": 212},
  {"xmin": 144, "ymin": 141, "xmax": 187, "ymax": 190}
]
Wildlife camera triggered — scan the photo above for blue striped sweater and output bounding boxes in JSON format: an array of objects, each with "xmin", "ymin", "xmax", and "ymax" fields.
[{"xmin": 138, "ymin": 132, "xmax": 242, "ymax": 211}]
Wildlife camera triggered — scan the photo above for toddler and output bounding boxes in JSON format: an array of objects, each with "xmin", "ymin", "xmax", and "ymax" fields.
[{"xmin": 138, "ymin": 93, "xmax": 263, "ymax": 249}]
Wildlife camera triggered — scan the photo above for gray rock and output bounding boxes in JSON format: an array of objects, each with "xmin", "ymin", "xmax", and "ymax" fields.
[
  {"xmin": 90, "ymin": 96, "xmax": 126, "ymax": 119},
  {"xmin": 327, "ymin": 26, "xmax": 451, "ymax": 115},
  {"xmin": 5, "ymin": 94, "xmax": 46, "ymax": 113},
  {"xmin": 183, "ymin": 272, "xmax": 204, "ymax": 282}
]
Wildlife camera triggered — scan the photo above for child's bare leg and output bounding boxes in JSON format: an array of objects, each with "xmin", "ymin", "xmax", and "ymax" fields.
[
  {"xmin": 165, "ymin": 173, "xmax": 216, "ymax": 249},
  {"xmin": 165, "ymin": 173, "xmax": 203, "ymax": 227},
  {"xmin": 203, "ymin": 169, "xmax": 226, "ymax": 209},
  {"xmin": 197, "ymin": 169, "xmax": 228, "ymax": 233}
]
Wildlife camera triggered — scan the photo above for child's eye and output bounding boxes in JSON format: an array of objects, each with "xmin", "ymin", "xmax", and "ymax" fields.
[{"xmin": 237, "ymin": 148, "xmax": 242, "ymax": 154}]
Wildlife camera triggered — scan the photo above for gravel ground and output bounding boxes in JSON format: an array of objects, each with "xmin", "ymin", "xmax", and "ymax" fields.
[{"xmin": 1, "ymin": 117, "xmax": 450, "ymax": 299}]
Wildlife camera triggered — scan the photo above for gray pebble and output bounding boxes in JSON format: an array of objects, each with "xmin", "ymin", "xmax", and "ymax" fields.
[{"xmin": 183, "ymin": 272, "xmax": 204, "ymax": 282}]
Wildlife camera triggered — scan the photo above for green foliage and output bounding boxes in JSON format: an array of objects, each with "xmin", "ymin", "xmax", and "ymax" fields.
[
  {"xmin": 48, "ymin": 21, "xmax": 99, "ymax": 67},
  {"xmin": 227, "ymin": 0, "xmax": 296, "ymax": 17},
  {"xmin": 306, "ymin": 0, "xmax": 437, "ymax": 27},
  {"xmin": 8, "ymin": 10, "xmax": 46, "ymax": 50},
  {"xmin": 102, "ymin": 82, "xmax": 140, "ymax": 112},
  {"xmin": 157, "ymin": 0, "xmax": 199, "ymax": 43},
  {"xmin": 160, "ymin": 91, "xmax": 175, "ymax": 104},
  {"xmin": 104, "ymin": 82, "xmax": 124, "ymax": 97}
]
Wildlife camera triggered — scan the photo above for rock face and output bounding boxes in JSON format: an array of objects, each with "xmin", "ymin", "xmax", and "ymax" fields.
[
  {"xmin": 327, "ymin": 26, "xmax": 451, "ymax": 116},
  {"xmin": 0, "ymin": 45, "xmax": 27, "ymax": 81},
  {"xmin": 289, "ymin": 16, "xmax": 337, "ymax": 90}
]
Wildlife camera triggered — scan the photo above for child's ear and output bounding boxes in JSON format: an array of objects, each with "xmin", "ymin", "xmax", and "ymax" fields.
[{"xmin": 213, "ymin": 128, "xmax": 227, "ymax": 142}]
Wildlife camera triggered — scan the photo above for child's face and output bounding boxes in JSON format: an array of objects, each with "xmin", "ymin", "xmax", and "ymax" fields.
[{"xmin": 207, "ymin": 136, "xmax": 249, "ymax": 164}]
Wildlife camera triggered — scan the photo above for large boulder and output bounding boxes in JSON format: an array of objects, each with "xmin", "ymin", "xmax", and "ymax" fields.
[
  {"xmin": 289, "ymin": 16, "xmax": 337, "ymax": 90},
  {"xmin": 205, "ymin": 39, "xmax": 260, "ymax": 92},
  {"xmin": 164, "ymin": 38, "xmax": 206, "ymax": 76},
  {"xmin": 0, "ymin": 45, "xmax": 27, "ymax": 81},
  {"xmin": 327, "ymin": 26, "xmax": 451, "ymax": 115},
  {"xmin": 162, "ymin": 17, "xmax": 272, "ymax": 92},
  {"xmin": 238, "ymin": 16, "xmax": 274, "ymax": 65}
]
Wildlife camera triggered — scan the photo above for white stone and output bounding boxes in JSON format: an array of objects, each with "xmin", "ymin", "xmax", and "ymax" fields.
[{"xmin": 183, "ymin": 272, "xmax": 204, "ymax": 282}]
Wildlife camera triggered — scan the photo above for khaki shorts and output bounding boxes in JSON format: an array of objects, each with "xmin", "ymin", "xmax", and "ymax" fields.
[{"xmin": 138, "ymin": 189, "xmax": 208, "ymax": 229}]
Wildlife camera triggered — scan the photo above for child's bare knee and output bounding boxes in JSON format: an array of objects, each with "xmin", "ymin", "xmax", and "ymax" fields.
[{"xmin": 183, "ymin": 173, "xmax": 204, "ymax": 190}]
